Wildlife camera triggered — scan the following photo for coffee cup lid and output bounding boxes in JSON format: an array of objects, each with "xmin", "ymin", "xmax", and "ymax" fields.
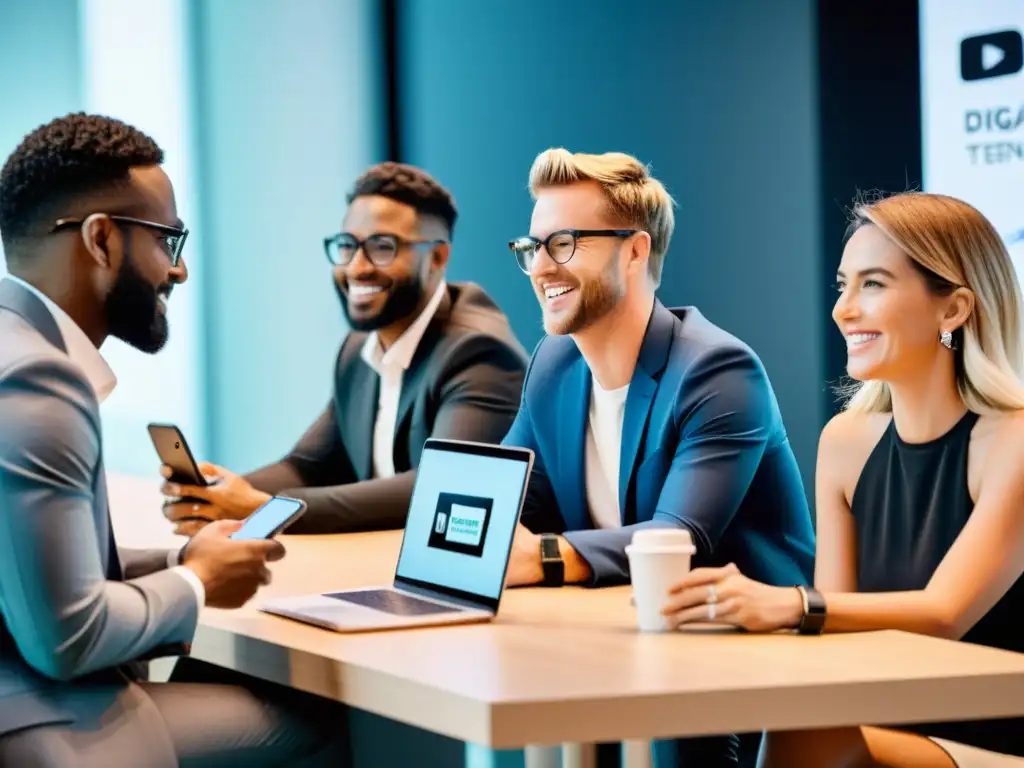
[
  {"xmin": 630, "ymin": 528, "xmax": 695, "ymax": 549},
  {"xmin": 626, "ymin": 543, "xmax": 696, "ymax": 555}
]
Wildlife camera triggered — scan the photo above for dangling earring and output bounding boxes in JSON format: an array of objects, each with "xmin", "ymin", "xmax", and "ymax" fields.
[{"xmin": 940, "ymin": 330, "xmax": 954, "ymax": 349}]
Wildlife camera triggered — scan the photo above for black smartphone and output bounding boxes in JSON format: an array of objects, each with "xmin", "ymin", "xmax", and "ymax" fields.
[
  {"xmin": 230, "ymin": 496, "xmax": 307, "ymax": 540},
  {"xmin": 147, "ymin": 422, "xmax": 209, "ymax": 486}
]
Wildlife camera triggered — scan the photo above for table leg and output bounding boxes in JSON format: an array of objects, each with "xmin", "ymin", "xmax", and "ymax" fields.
[
  {"xmin": 523, "ymin": 745, "xmax": 560, "ymax": 768},
  {"xmin": 523, "ymin": 741, "xmax": 650, "ymax": 768},
  {"xmin": 523, "ymin": 744, "xmax": 597, "ymax": 768},
  {"xmin": 561, "ymin": 743, "xmax": 597, "ymax": 768},
  {"xmin": 621, "ymin": 740, "xmax": 653, "ymax": 768}
]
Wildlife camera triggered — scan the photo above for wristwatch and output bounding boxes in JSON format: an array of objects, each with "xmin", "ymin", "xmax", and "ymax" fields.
[
  {"xmin": 539, "ymin": 533, "xmax": 565, "ymax": 587},
  {"xmin": 795, "ymin": 585, "xmax": 826, "ymax": 634}
]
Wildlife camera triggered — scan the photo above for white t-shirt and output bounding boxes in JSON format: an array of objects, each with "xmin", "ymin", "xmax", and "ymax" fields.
[{"xmin": 584, "ymin": 378, "xmax": 629, "ymax": 529}]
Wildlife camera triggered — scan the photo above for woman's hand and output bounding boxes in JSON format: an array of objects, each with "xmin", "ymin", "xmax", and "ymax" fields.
[{"xmin": 662, "ymin": 563, "xmax": 805, "ymax": 632}]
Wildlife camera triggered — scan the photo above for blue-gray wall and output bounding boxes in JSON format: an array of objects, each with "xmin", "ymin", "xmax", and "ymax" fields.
[
  {"xmin": 1, "ymin": 0, "xmax": 824, "ymax": 493},
  {"xmin": 0, "ymin": 0, "xmax": 82, "ymax": 271},
  {"xmin": 400, "ymin": 0, "xmax": 823, "ymax": 495},
  {"xmin": 191, "ymin": 0, "xmax": 384, "ymax": 471}
]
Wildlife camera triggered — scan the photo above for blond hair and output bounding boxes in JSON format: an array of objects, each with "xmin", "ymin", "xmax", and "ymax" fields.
[
  {"xmin": 844, "ymin": 191, "xmax": 1024, "ymax": 415},
  {"xmin": 528, "ymin": 148, "xmax": 675, "ymax": 285}
]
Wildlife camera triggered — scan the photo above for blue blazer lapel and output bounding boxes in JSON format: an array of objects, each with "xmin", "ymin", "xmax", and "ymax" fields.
[
  {"xmin": 618, "ymin": 301, "xmax": 676, "ymax": 524},
  {"xmin": 556, "ymin": 355, "xmax": 591, "ymax": 530},
  {"xmin": 619, "ymin": 374, "xmax": 656, "ymax": 521}
]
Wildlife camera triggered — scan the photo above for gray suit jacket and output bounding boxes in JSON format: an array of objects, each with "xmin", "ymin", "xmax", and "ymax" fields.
[
  {"xmin": 0, "ymin": 278, "xmax": 198, "ymax": 738},
  {"xmin": 246, "ymin": 281, "xmax": 529, "ymax": 533}
]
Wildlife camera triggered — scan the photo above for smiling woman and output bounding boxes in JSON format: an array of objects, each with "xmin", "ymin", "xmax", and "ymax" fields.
[
  {"xmin": 663, "ymin": 191, "xmax": 1024, "ymax": 765},
  {"xmin": 838, "ymin": 192, "xmax": 1024, "ymax": 416}
]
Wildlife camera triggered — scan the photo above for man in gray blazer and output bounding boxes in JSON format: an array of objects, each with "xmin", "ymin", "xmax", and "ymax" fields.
[
  {"xmin": 0, "ymin": 114, "xmax": 347, "ymax": 766},
  {"xmin": 161, "ymin": 162, "xmax": 528, "ymax": 534}
]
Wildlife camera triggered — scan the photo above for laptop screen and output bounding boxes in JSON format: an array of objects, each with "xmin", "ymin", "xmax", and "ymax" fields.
[{"xmin": 394, "ymin": 441, "xmax": 531, "ymax": 607}]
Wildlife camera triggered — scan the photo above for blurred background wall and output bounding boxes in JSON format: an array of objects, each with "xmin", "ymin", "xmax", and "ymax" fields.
[
  {"xmin": 398, "ymin": 0, "xmax": 822, "ymax": 492},
  {"xmin": 0, "ymin": 0, "xmax": 80, "ymax": 153},
  {"xmin": 0, "ymin": 0, "xmax": 929, "ymax": 497},
  {"xmin": 5, "ymin": 0, "xmax": 1020, "ymax": 764},
  {"xmin": 192, "ymin": 0, "xmax": 382, "ymax": 471}
]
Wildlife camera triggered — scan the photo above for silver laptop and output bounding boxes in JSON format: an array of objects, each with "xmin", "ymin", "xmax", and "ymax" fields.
[{"xmin": 259, "ymin": 438, "xmax": 534, "ymax": 632}]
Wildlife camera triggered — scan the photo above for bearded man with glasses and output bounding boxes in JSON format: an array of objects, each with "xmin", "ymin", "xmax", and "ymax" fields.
[
  {"xmin": 0, "ymin": 113, "xmax": 350, "ymax": 767},
  {"xmin": 161, "ymin": 162, "xmax": 528, "ymax": 535},
  {"xmin": 501, "ymin": 148, "xmax": 817, "ymax": 767}
]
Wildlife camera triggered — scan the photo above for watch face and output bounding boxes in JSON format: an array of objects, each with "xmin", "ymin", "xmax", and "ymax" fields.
[{"xmin": 540, "ymin": 535, "xmax": 560, "ymax": 560}]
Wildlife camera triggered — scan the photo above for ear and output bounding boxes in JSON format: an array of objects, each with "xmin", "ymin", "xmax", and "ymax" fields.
[
  {"xmin": 79, "ymin": 213, "xmax": 120, "ymax": 270},
  {"xmin": 429, "ymin": 241, "xmax": 450, "ymax": 273},
  {"xmin": 626, "ymin": 230, "xmax": 651, "ymax": 277},
  {"xmin": 941, "ymin": 286, "xmax": 975, "ymax": 336}
]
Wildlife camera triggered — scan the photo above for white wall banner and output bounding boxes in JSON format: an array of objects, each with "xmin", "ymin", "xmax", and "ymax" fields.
[{"xmin": 920, "ymin": 0, "xmax": 1024, "ymax": 276}]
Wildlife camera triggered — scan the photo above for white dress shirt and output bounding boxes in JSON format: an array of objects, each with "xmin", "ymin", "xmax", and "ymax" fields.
[
  {"xmin": 4, "ymin": 276, "xmax": 205, "ymax": 610},
  {"xmin": 584, "ymin": 377, "xmax": 630, "ymax": 529},
  {"xmin": 360, "ymin": 279, "xmax": 448, "ymax": 479}
]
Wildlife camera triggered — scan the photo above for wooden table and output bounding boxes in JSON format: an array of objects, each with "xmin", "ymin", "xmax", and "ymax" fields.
[{"xmin": 109, "ymin": 475, "xmax": 1024, "ymax": 767}]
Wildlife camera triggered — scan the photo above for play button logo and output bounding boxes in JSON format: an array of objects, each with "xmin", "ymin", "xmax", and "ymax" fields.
[
  {"xmin": 981, "ymin": 43, "xmax": 1007, "ymax": 72},
  {"xmin": 961, "ymin": 30, "xmax": 1023, "ymax": 81}
]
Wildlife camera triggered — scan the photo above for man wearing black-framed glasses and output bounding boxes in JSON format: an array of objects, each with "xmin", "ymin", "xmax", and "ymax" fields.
[
  {"xmin": 500, "ymin": 149, "xmax": 816, "ymax": 767},
  {"xmin": 0, "ymin": 114, "xmax": 348, "ymax": 766},
  {"xmin": 160, "ymin": 162, "xmax": 528, "ymax": 537}
]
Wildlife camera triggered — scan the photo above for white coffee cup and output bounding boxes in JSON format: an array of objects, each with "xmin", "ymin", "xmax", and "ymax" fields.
[{"xmin": 626, "ymin": 528, "xmax": 697, "ymax": 632}]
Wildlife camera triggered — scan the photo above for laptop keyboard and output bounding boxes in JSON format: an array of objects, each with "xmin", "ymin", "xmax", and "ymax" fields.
[{"xmin": 325, "ymin": 589, "xmax": 462, "ymax": 616}]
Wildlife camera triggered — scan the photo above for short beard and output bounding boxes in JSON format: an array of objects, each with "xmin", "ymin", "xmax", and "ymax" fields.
[
  {"xmin": 336, "ymin": 275, "xmax": 425, "ymax": 332},
  {"xmin": 545, "ymin": 256, "xmax": 625, "ymax": 336},
  {"xmin": 105, "ymin": 252, "xmax": 169, "ymax": 354}
]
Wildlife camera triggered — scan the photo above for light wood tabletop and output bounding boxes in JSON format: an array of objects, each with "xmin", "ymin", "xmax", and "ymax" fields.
[{"xmin": 109, "ymin": 474, "xmax": 1024, "ymax": 751}]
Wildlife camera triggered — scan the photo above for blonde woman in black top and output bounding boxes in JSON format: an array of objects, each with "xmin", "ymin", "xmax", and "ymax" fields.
[{"xmin": 663, "ymin": 192, "xmax": 1024, "ymax": 766}]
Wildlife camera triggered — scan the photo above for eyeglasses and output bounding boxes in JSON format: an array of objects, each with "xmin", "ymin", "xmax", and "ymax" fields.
[
  {"xmin": 508, "ymin": 228, "xmax": 639, "ymax": 273},
  {"xmin": 52, "ymin": 215, "xmax": 189, "ymax": 267},
  {"xmin": 323, "ymin": 232, "xmax": 446, "ymax": 268}
]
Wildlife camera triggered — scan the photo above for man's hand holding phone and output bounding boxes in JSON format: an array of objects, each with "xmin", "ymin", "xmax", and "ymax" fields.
[
  {"xmin": 180, "ymin": 520, "xmax": 285, "ymax": 609},
  {"xmin": 161, "ymin": 461, "xmax": 271, "ymax": 528},
  {"xmin": 164, "ymin": 511, "xmax": 209, "ymax": 539}
]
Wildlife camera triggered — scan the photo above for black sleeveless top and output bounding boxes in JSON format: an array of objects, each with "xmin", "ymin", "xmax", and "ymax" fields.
[{"xmin": 852, "ymin": 411, "xmax": 1024, "ymax": 756}]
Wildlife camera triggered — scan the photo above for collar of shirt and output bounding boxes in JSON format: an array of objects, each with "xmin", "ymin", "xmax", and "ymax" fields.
[
  {"xmin": 360, "ymin": 279, "xmax": 447, "ymax": 377},
  {"xmin": 4, "ymin": 275, "xmax": 118, "ymax": 403}
]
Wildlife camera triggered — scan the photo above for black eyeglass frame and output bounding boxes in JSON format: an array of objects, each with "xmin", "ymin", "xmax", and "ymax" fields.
[
  {"xmin": 52, "ymin": 215, "xmax": 189, "ymax": 267},
  {"xmin": 322, "ymin": 232, "xmax": 447, "ymax": 268},
  {"xmin": 508, "ymin": 228, "xmax": 639, "ymax": 273}
]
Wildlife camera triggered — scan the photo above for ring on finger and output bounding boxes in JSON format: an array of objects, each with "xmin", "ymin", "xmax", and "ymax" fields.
[{"xmin": 708, "ymin": 583, "xmax": 718, "ymax": 604}]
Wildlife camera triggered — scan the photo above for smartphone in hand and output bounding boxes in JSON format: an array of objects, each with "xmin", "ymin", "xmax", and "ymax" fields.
[
  {"xmin": 148, "ymin": 423, "xmax": 220, "ymax": 513},
  {"xmin": 230, "ymin": 496, "xmax": 307, "ymax": 540},
  {"xmin": 147, "ymin": 423, "xmax": 211, "ymax": 486}
]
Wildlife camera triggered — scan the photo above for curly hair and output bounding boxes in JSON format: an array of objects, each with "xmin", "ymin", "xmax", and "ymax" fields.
[
  {"xmin": 348, "ymin": 161, "xmax": 457, "ymax": 238},
  {"xmin": 0, "ymin": 112, "xmax": 163, "ymax": 258}
]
